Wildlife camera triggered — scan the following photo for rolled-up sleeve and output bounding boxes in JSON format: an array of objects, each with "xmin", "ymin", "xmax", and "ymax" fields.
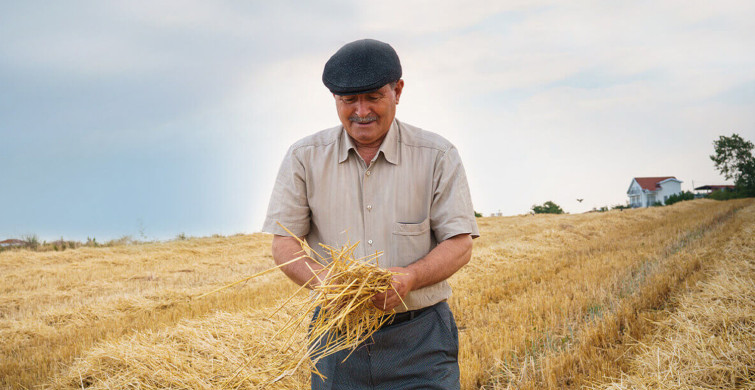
[
  {"xmin": 429, "ymin": 146, "xmax": 480, "ymax": 242},
  {"xmin": 262, "ymin": 146, "xmax": 311, "ymax": 237}
]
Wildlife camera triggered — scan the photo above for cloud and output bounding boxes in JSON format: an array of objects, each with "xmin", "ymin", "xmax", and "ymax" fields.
[
  {"xmin": 357, "ymin": 0, "xmax": 543, "ymax": 34},
  {"xmin": 1, "ymin": 1, "xmax": 754, "ymax": 238}
]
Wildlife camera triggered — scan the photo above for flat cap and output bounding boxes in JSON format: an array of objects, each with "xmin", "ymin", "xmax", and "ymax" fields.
[{"xmin": 322, "ymin": 39, "xmax": 402, "ymax": 96}]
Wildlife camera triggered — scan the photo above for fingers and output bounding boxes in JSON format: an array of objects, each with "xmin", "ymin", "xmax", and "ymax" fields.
[
  {"xmin": 371, "ymin": 271, "xmax": 410, "ymax": 312},
  {"xmin": 371, "ymin": 291, "xmax": 387, "ymax": 311},
  {"xmin": 371, "ymin": 290, "xmax": 399, "ymax": 312}
]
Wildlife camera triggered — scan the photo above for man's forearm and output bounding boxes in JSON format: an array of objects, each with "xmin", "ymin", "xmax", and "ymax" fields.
[
  {"xmin": 372, "ymin": 233, "xmax": 473, "ymax": 311},
  {"xmin": 272, "ymin": 235, "xmax": 325, "ymax": 288},
  {"xmin": 405, "ymin": 233, "xmax": 473, "ymax": 290}
]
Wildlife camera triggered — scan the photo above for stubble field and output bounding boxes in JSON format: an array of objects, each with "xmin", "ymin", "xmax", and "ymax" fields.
[{"xmin": 1, "ymin": 198, "xmax": 753, "ymax": 389}]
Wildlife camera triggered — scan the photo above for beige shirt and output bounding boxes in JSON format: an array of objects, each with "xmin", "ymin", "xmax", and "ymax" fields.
[{"xmin": 263, "ymin": 119, "xmax": 479, "ymax": 311}]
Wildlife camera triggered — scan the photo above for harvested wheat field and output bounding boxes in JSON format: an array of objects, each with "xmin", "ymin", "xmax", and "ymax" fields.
[{"xmin": 1, "ymin": 199, "xmax": 753, "ymax": 389}]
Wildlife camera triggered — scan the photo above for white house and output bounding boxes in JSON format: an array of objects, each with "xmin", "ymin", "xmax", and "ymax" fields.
[{"xmin": 627, "ymin": 177, "xmax": 683, "ymax": 208}]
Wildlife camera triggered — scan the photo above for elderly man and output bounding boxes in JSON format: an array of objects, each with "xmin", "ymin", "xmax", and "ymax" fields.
[{"xmin": 263, "ymin": 39, "xmax": 479, "ymax": 389}]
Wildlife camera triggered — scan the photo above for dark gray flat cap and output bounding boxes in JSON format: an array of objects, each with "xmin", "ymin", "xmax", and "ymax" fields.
[{"xmin": 322, "ymin": 39, "xmax": 402, "ymax": 96}]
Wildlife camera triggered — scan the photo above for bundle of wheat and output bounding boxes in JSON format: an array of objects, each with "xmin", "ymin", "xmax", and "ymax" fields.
[{"xmin": 199, "ymin": 223, "xmax": 404, "ymax": 385}]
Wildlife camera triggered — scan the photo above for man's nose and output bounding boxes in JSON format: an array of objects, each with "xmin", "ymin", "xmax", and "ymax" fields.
[{"xmin": 354, "ymin": 100, "xmax": 371, "ymax": 117}]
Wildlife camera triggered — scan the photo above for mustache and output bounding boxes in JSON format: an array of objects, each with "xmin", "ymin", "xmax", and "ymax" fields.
[{"xmin": 349, "ymin": 114, "xmax": 378, "ymax": 123}]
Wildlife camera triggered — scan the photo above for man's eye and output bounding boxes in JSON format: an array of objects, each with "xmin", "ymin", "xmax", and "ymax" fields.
[{"xmin": 342, "ymin": 98, "xmax": 357, "ymax": 104}]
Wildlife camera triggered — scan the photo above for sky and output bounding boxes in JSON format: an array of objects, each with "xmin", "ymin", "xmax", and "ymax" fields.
[{"xmin": 1, "ymin": 1, "xmax": 753, "ymax": 242}]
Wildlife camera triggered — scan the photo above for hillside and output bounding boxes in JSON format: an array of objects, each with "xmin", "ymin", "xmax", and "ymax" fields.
[{"xmin": 1, "ymin": 199, "xmax": 752, "ymax": 389}]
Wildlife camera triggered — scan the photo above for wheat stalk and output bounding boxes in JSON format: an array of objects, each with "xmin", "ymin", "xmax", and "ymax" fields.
[{"xmin": 198, "ymin": 222, "xmax": 406, "ymax": 386}]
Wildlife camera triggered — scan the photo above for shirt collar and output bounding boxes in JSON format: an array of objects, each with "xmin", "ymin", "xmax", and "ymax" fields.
[{"xmin": 338, "ymin": 119, "xmax": 400, "ymax": 165}]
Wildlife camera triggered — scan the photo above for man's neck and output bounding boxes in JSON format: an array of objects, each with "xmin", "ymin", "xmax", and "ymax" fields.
[
  {"xmin": 350, "ymin": 134, "xmax": 387, "ymax": 166},
  {"xmin": 356, "ymin": 145, "xmax": 380, "ymax": 165}
]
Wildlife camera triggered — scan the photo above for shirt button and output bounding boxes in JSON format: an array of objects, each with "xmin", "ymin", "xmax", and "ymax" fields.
[
  {"xmin": 366, "ymin": 170, "xmax": 371, "ymax": 176},
  {"xmin": 366, "ymin": 205, "xmax": 372, "ymax": 211},
  {"xmin": 368, "ymin": 239, "xmax": 373, "ymax": 245}
]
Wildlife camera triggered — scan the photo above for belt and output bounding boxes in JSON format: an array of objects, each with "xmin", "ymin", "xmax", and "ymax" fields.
[{"xmin": 379, "ymin": 304, "xmax": 434, "ymax": 328}]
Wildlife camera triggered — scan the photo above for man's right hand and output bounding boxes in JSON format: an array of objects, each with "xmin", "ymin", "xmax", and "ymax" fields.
[{"xmin": 371, "ymin": 266, "xmax": 416, "ymax": 312}]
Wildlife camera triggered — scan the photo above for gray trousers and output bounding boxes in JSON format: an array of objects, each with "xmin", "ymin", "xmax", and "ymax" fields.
[{"xmin": 311, "ymin": 301, "xmax": 460, "ymax": 390}]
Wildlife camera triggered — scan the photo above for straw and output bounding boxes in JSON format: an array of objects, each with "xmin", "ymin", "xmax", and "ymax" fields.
[{"xmin": 197, "ymin": 222, "xmax": 406, "ymax": 385}]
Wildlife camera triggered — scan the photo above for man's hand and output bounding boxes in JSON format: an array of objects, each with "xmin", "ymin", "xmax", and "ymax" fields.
[
  {"xmin": 371, "ymin": 267, "xmax": 416, "ymax": 312},
  {"xmin": 371, "ymin": 234, "xmax": 473, "ymax": 312}
]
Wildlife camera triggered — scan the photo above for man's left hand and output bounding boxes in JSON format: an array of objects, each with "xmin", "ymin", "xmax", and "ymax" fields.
[{"xmin": 371, "ymin": 266, "xmax": 415, "ymax": 312}]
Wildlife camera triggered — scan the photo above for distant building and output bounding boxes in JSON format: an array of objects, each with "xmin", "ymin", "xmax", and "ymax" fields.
[
  {"xmin": 693, "ymin": 184, "xmax": 736, "ymax": 196},
  {"xmin": 0, "ymin": 239, "xmax": 25, "ymax": 248},
  {"xmin": 627, "ymin": 176, "xmax": 683, "ymax": 208}
]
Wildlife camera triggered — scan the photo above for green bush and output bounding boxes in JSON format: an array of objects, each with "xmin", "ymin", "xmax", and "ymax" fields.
[
  {"xmin": 707, "ymin": 189, "xmax": 748, "ymax": 200},
  {"xmin": 532, "ymin": 201, "xmax": 564, "ymax": 214},
  {"xmin": 22, "ymin": 234, "xmax": 40, "ymax": 250},
  {"xmin": 665, "ymin": 191, "xmax": 695, "ymax": 205}
]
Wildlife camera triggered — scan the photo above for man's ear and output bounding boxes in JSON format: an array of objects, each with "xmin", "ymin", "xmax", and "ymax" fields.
[{"xmin": 394, "ymin": 79, "xmax": 404, "ymax": 104}]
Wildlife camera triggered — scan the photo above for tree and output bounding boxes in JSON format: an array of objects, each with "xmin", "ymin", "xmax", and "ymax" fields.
[
  {"xmin": 710, "ymin": 134, "xmax": 755, "ymax": 196},
  {"xmin": 531, "ymin": 201, "xmax": 564, "ymax": 214}
]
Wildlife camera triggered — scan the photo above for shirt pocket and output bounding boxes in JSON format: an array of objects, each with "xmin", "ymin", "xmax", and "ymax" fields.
[{"xmin": 391, "ymin": 218, "xmax": 432, "ymax": 266}]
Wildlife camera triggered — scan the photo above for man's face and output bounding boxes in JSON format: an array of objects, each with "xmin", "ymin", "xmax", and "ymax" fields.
[{"xmin": 334, "ymin": 80, "xmax": 404, "ymax": 147}]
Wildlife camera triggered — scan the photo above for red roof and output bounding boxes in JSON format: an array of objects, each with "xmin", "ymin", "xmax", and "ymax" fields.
[
  {"xmin": 0, "ymin": 239, "xmax": 25, "ymax": 245},
  {"xmin": 634, "ymin": 176, "xmax": 677, "ymax": 191}
]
